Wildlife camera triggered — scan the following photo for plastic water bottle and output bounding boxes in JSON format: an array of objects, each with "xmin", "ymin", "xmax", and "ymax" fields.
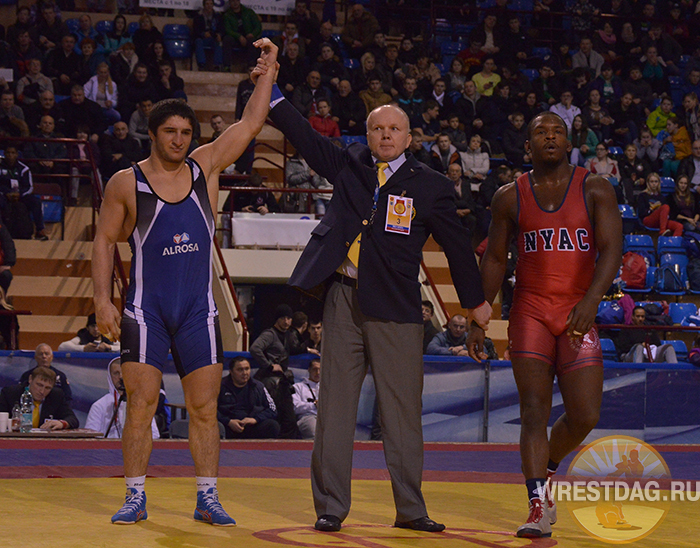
[
  {"xmin": 11, "ymin": 404, "xmax": 20, "ymax": 431},
  {"xmin": 20, "ymin": 387, "xmax": 33, "ymax": 433}
]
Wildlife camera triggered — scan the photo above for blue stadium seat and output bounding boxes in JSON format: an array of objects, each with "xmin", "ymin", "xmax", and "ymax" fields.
[
  {"xmin": 619, "ymin": 204, "xmax": 638, "ymax": 234},
  {"xmin": 520, "ymin": 68, "xmax": 538, "ymax": 81},
  {"xmin": 679, "ymin": 55, "xmax": 690, "ymax": 69},
  {"xmin": 341, "ymin": 135, "xmax": 367, "ymax": 146},
  {"xmin": 163, "ymin": 24, "xmax": 190, "ymax": 39},
  {"xmin": 669, "ymin": 75, "xmax": 682, "ymax": 89},
  {"xmin": 454, "ymin": 24, "xmax": 475, "ymax": 36},
  {"xmin": 660, "ymin": 339, "xmax": 688, "ymax": 361},
  {"xmin": 65, "ymin": 18, "xmax": 79, "ymax": 33},
  {"xmin": 608, "ymin": 146, "xmax": 624, "ymax": 158},
  {"xmin": 668, "ymin": 302, "xmax": 697, "ymax": 324},
  {"xmin": 165, "ymin": 39, "xmax": 191, "ymax": 61},
  {"xmin": 448, "ymin": 90, "xmax": 462, "ymax": 103},
  {"xmin": 532, "ymin": 47, "xmax": 551, "ymax": 59},
  {"xmin": 343, "ymin": 58, "xmax": 358, "ymax": 69},
  {"xmin": 435, "ymin": 63, "xmax": 445, "ymax": 74},
  {"xmin": 624, "ymin": 265, "xmax": 656, "ymax": 294},
  {"xmin": 261, "ymin": 29, "xmax": 281, "ymax": 38},
  {"xmin": 660, "ymin": 176, "xmax": 676, "ymax": 195},
  {"xmin": 440, "ymin": 41, "xmax": 461, "ymax": 56},
  {"xmin": 600, "ymin": 338, "xmax": 618, "ymax": 361},
  {"xmin": 658, "ymin": 236, "xmax": 685, "ymax": 255},
  {"xmin": 95, "ymin": 20, "xmax": 113, "ymax": 35},
  {"xmin": 128, "ymin": 21, "xmax": 140, "ymax": 35},
  {"xmin": 623, "ymin": 234, "xmax": 655, "ymax": 262}
]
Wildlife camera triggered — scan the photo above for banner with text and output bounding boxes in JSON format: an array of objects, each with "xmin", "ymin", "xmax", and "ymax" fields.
[{"xmin": 138, "ymin": 0, "xmax": 295, "ymax": 14}]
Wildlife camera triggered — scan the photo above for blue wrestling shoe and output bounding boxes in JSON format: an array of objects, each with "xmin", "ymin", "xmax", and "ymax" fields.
[
  {"xmin": 111, "ymin": 488, "xmax": 148, "ymax": 524},
  {"xmin": 194, "ymin": 487, "xmax": 236, "ymax": 526}
]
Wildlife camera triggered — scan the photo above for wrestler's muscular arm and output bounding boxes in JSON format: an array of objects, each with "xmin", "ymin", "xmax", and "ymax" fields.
[
  {"xmin": 566, "ymin": 174, "xmax": 623, "ymax": 337},
  {"xmin": 466, "ymin": 183, "xmax": 518, "ymax": 360},
  {"xmin": 92, "ymin": 169, "xmax": 137, "ymax": 341},
  {"xmin": 190, "ymin": 38, "xmax": 279, "ymax": 213}
]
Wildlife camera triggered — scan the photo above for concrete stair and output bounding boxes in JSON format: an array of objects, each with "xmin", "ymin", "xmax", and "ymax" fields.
[{"xmin": 11, "ymin": 240, "xmax": 128, "ymax": 351}]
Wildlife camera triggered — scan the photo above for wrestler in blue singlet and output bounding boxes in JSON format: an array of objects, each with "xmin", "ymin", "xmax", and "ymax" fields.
[{"xmin": 121, "ymin": 158, "xmax": 223, "ymax": 377}]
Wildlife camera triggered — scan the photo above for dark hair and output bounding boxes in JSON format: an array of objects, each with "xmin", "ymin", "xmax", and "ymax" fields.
[
  {"xmin": 81, "ymin": 37, "xmax": 97, "ymax": 49},
  {"xmin": 316, "ymin": 98, "xmax": 330, "ymax": 108},
  {"xmin": 230, "ymin": 356, "xmax": 250, "ymax": 370},
  {"xmin": 309, "ymin": 358, "xmax": 320, "ymax": 369},
  {"xmin": 526, "ymin": 111, "xmax": 567, "ymax": 140},
  {"xmin": 421, "ymin": 300, "xmax": 434, "ymax": 313},
  {"xmin": 424, "ymin": 99, "xmax": 439, "ymax": 111},
  {"xmin": 148, "ymin": 99, "xmax": 197, "ymax": 134},
  {"xmin": 292, "ymin": 311, "xmax": 308, "ymax": 329},
  {"xmin": 366, "ymin": 70, "xmax": 382, "ymax": 83}
]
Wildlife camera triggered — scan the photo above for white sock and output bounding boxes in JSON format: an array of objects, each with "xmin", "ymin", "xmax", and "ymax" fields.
[
  {"xmin": 196, "ymin": 476, "xmax": 217, "ymax": 493},
  {"xmin": 125, "ymin": 475, "xmax": 146, "ymax": 494}
]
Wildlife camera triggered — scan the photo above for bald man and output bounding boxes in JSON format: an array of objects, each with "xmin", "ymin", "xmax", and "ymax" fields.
[{"xmin": 263, "ymin": 70, "xmax": 491, "ymax": 532}]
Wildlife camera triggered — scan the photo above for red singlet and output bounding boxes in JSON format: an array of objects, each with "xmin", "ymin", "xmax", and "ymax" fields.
[{"xmin": 508, "ymin": 166, "xmax": 602, "ymax": 373}]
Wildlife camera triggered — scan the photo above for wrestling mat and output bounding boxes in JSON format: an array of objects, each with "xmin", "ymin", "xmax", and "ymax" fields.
[{"xmin": 1, "ymin": 440, "xmax": 698, "ymax": 548}]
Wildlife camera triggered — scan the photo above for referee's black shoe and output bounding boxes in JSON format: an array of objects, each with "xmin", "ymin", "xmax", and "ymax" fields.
[
  {"xmin": 394, "ymin": 516, "xmax": 445, "ymax": 532},
  {"xmin": 315, "ymin": 515, "xmax": 342, "ymax": 532}
]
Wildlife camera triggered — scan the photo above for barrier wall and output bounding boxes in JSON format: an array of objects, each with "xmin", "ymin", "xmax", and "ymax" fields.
[{"xmin": 1, "ymin": 351, "xmax": 697, "ymax": 443}]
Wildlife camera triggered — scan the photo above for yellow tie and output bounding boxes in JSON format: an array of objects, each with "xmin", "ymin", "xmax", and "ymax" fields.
[
  {"xmin": 32, "ymin": 402, "xmax": 40, "ymax": 428},
  {"xmin": 346, "ymin": 162, "xmax": 388, "ymax": 268}
]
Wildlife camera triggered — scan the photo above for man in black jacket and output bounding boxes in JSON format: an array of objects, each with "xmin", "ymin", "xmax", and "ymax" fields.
[
  {"xmin": 331, "ymin": 79, "xmax": 365, "ymax": 135},
  {"xmin": 99, "ymin": 121, "xmax": 144, "ymax": 179},
  {"xmin": 56, "ymin": 85, "xmax": 106, "ymax": 143},
  {"xmin": 0, "ymin": 366, "xmax": 78, "ymax": 429},
  {"xmin": 249, "ymin": 303, "xmax": 300, "ymax": 439},
  {"xmin": 217, "ymin": 357, "xmax": 279, "ymax": 439},
  {"xmin": 263, "ymin": 51, "xmax": 491, "ymax": 531}
]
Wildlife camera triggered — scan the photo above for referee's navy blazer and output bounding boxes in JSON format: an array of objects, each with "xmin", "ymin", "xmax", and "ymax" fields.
[{"xmin": 269, "ymin": 99, "xmax": 485, "ymax": 324}]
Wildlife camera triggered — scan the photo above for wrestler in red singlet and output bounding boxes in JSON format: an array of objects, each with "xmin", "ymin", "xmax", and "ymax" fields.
[{"xmin": 509, "ymin": 166, "xmax": 603, "ymax": 373}]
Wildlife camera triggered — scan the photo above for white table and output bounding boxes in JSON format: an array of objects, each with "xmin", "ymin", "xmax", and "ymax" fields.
[{"xmin": 229, "ymin": 212, "xmax": 319, "ymax": 248}]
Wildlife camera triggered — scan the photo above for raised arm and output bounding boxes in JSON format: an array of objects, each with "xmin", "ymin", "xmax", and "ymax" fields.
[
  {"xmin": 566, "ymin": 175, "xmax": 623, "ymax": 336},
  {"xmin": 92, "ymin": 170, "xmax": 132, "ymax": 341},
  {"xmin": 191, "ymin": 38, "xmax": 279, "ymax": 178}
]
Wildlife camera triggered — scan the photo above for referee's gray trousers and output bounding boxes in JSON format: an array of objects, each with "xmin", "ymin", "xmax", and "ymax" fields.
[{"xmin": 311, "ymin": 280, "xmax": 428, "ymax": 522}]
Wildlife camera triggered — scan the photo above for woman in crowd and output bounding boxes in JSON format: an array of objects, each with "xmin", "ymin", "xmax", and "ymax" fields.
[
  {"xmin": 636, "ymin": 172, "xmax": 683, "ymax": 236},
  {"xmin": 581, "ymin": 87, "xmax": 615, "ymax": 142},
  {"xmin": 471, "ymin": 56, "xmax": 501, "ymax": 97},
  {"xmin": 618, "ymin": 143, "xmax": 650, "ymax": 206},
  {"xmin": 586, "ymin": 143, "xmax": 620, "ymax": 182},
  {"xmin": 569, "ymin": 114, "xmax": 598, "ymax": 166},
  {"xmin": 445, "ymin": 57, "xmax": 467, "ymax": 93},
  {"xmin": 669, "ymin": 174, "xmax": 700, "ymax": 232},
  {"xmin": 103, "ymin": 14, "xmax": 132, "ymax": 57},
  {"xmin": 77, "ymin": 37, "xmax": 105, "ymax": 85},
  {"xmin": 109, "ymin": 41, "xmax": 138, "ymax": 88},
  {"xmin": 460, "ymin": 134, "xmax": 490, "ymax": 188},
  {"xmin": 84, "ymin": 62, "xmax": 120, "ymax": 124},
  {"xmin": 143, "ymin": 39, "xmax": 176, "ymax": 79},
  {"xmin": 351, "ymin": 51, "xmax": 376, "ymax": 93},
  {"xmin": 520, "ymin": 91, "xmax": 544, "ymax": 123},
  {"xmin": 132, "ymin": 14, "xmax": 162, "ymax": 59}
]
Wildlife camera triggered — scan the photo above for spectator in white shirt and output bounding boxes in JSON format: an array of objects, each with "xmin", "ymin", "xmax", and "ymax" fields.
[{"xmin": 292, "ymin": 358, "xmax": 320, "ymax": 439}]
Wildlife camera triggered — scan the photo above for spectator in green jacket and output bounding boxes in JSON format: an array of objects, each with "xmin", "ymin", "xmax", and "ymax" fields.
[
  {"xmin": 646, "ymin": 96, "xmax": 676, "ymax": 137},
  {"xmin": 222, "ymin": 0, "xmax": 262, "ymax": 71}
]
